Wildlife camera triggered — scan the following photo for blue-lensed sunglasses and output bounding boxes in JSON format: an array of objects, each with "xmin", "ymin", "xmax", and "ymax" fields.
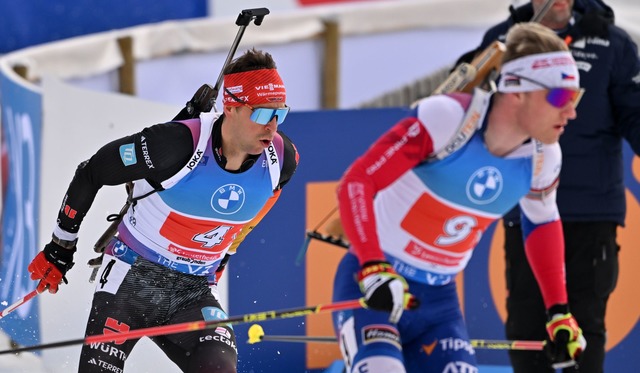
[
  {"xmin": 505, "ymin": 73, "xmax": 584, "ymax": 109},
  {"xmin": 249, "ymin": 106, "xmax": 290, "ymax": 125},
  {"xmin": 225, "ymin": 88, "xmax": 289, "ymax": 125}
]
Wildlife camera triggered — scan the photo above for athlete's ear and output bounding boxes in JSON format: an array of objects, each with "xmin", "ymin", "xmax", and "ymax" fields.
[
  {"xmin": 223, "ymin": 105, "xmax": 236, "ymax": 116},
  {"xmin": 504, "ymin": 91, "xmax": 525, "ymax": 106}
]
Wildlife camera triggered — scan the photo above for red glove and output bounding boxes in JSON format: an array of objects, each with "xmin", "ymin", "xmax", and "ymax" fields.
[{"xmin": 28, "ymin": 241, "xmax": 76, "ymax": 294}]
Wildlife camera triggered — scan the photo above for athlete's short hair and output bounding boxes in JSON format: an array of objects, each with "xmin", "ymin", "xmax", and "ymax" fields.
[
  {"xmin": 224, "ymin": 48, "xmax": 277, "ymax": 75},
  {"xmin": 502, "ymin": 22, "xmax": 569, "ymax": 64}
]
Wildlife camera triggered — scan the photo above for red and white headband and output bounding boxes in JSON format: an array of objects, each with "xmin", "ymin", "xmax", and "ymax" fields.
[
  {"xmin": 223, "ymin": 69, "xmax": 286, "ymax": 106},
  {"xmin": 498, "ymin": 51, "xmax": 580, "ymax": 92}
]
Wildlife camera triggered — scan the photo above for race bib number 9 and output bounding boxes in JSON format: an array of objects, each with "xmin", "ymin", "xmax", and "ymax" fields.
[{"xmin": 400, "ymin": 193, "xmax": 493, "ymax": 253}]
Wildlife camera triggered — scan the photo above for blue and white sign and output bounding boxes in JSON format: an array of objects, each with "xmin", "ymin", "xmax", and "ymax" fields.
[{"xmin": 0, "ymin": 71, "xmax": 42, "ymax": 347}]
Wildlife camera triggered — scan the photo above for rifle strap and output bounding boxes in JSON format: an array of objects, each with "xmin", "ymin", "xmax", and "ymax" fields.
[{"xmin": 428, "ymin": 88, "xmax": 493, "ymax": 162}]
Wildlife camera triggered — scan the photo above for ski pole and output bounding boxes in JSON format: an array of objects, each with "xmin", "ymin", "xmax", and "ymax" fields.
[
  {"xmin": 247, "ymin": 324, "xmax": 544, "ymax": 351},
  {"xmin": 0, "ymin": 289, "xmax": 41, "ymax": 320},
  {"xmin": 471, "ymin": 338, "xmax": 545, "ymax": 351},
  {"xmin": 0, "ymin": 298, "xmax": 366, "ymax": 355}
]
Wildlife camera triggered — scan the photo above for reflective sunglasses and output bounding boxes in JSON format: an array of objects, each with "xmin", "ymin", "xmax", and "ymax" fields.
[
  {"xmin": 248, "ymin": 105, "xmax": 290, "ymax": 125},
  {"xmin": 225, "ymin": 88, "xmax": 290, "ymax": 125},
  {"xmin": 505, "ymin": 74, "xmax": 585, "ymax": 109}
]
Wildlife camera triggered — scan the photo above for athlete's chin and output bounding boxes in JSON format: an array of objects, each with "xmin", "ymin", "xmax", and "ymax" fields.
[
  {"xmin": 536, "ymin": 127, "xmax": 565, "ymax": 144},
  {"xmin": 530, "ymin": 133, "xmax": 555, "ymax": 144},
  {"xmin": 536, "ymin": 135, "xmax": 561, "ymax": 145},
  {"xmin": 246, "ymin": 141, "xmax": 269, "ymax": 155}
]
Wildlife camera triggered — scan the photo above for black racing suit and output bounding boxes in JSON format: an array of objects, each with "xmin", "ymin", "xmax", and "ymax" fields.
[{"xmin": 461, "ymin": 1, "xmax": 640, "ymax": 372}]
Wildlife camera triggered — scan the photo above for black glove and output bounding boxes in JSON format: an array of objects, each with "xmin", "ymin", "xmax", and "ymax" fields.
[
  {"xmin": 27, "ymin": 240, "xmax": 76, "ymax": 293},
  {"xmin": 358, "ymin": 261, "xmax": 419, "ymax": 323}
]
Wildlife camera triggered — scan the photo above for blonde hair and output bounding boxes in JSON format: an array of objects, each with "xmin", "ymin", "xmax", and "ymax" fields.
[{"xmin": 502, "ymin": 22, "xmax": 569, "ymax": 64}]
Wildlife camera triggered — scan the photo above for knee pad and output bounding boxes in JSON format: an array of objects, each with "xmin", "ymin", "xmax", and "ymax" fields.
[{"xmin": 351, "ymin": 356, "xmax": 405, "ymax": 373}]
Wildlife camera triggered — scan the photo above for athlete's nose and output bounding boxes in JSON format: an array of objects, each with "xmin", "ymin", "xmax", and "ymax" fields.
[{"xmin": 265, "ymin": 117, "xmax": 278, "ymax": 131}]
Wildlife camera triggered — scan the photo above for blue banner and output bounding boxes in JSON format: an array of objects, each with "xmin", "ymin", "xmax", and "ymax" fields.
[
  {"xmin": 0, "ymin": 72, "xmax": 42, "ymax": 347},
  {"xmin": 0, "ymin": 1, "xmax": 207, "ymax": 53}
]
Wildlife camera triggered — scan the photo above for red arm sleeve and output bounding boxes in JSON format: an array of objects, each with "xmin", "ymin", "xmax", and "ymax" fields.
[
  {"xmin": 337, "ymin": 117, "xmax": 434, "ymax": 265},
  {"xmin": 523, "ymin": 219, "xmax": 568, "ymax": 308}
]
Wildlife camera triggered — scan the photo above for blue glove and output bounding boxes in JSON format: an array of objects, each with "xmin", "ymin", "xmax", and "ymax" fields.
[
  {"xmin": 358, "ymin": 261, "xmax": 419, "ymax": 323},
  {"xmin": 545, "ymin": 305, "xmax": 586, "ymax": 369}
]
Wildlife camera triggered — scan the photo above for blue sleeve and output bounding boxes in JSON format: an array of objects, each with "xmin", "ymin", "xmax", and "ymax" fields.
[{"xmin": 520, "ymin": 210, "xmax": 537, "ymax": 240}]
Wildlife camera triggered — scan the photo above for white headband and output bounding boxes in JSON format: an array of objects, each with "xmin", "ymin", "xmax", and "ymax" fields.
[{"xmin": 497, "ymin": 51, "xmax": 580, "ymax": 92}]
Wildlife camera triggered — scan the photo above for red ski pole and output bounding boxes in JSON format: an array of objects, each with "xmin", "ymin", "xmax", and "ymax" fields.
[{"xmin": 0, "ymin": 289, "xmax": 41, "ymax": 320}]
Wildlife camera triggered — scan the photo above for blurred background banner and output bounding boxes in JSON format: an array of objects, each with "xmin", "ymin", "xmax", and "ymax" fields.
[
  {"xmin": 0, "ymin": 0, "xmax": 431, "ymax": 54},
  {"xmin": 0, "ymin": 70, "xmax": 42, "ymax": 347},
  {"xmin": 0, "ymin": 1, "xmax": 207, "ymax": 53},
  {"xmin": 2, "ymin": 0, "xmax": 637, "ymax": 55}
]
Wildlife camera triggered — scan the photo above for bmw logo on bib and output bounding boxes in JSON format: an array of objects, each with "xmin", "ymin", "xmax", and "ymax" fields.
[
  {"xmin": 211, "ymin": 184, "xmax": 245, "ymax": 214},
  {"xmin": 466, "ymin": 166, "xmax": 503, "ymax": 205},
  {"xmin": 113, "ymin": 240, "xmax": 128, "ymax": 257}
]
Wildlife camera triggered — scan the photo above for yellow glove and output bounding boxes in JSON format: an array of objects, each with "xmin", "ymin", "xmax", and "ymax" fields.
[{"xmin": 545, "ymin": 307, "xmax": 586, "ymax": 369}]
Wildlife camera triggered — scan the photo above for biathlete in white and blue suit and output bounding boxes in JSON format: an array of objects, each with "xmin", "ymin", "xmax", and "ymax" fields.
[
  {"xmin": 27, "ymin": 49, "xmax": 299, "ymax": 373},
  {"xmin": 332, "ymin": 23, "xmax": 586, "ymax": 373}
]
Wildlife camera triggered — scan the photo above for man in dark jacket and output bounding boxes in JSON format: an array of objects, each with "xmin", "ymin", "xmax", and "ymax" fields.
[{"xmin": 461, "ymin": 0, "xmax": 640, "ymax": 372}]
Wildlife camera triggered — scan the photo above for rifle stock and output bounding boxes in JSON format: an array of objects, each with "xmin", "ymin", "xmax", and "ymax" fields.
[
  {"xmin": 459, "ymin": 40, "xmax": 506, "ymax": 93},
  {"xmin": 431, "ymin": 63, "xmax": 477, "ymax": 95},
  {"xmin": 432, "ymin": 40, "xmax": 505, "ymax": 95}
]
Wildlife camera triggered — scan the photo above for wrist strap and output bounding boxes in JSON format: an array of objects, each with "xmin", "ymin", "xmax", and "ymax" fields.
[
  {"xmin": 359, "ymin": 261, "xmax": 395, "ymax": 280},
  {"xmin": 52, "ymin": 233, "xmax": 78, "ymax": 249}
]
